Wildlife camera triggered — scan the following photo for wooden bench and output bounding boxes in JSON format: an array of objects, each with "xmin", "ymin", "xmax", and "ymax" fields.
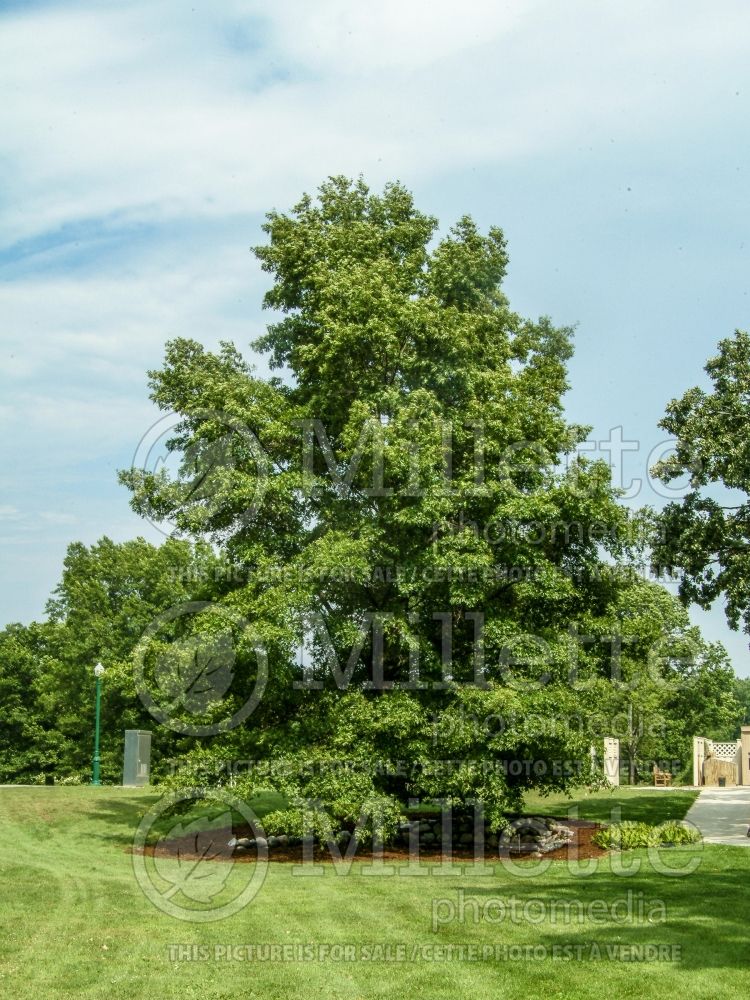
[{"xmin": 653, "ymin": 766, "xmax": 672, "ymax": 787}]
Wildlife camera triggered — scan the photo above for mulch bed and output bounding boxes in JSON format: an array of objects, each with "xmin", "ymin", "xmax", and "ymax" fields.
[{"xmin": 133, "ymin": 817, "xmax": 607, "ymax": 864}]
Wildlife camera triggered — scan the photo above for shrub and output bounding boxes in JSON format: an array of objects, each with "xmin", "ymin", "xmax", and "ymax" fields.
[
  {"xmin": 260, "ymin": 808, "xmax": 327, "ymax": 840},
  {"xmin": 162, "ymin": 751, "xmax": 406, "ymax": 843},
  {"xmin": 592, "ymin": 820, "xmax": 701, "ymax": 850},
  {"xmin": 260, "ymin": 795, "xmax": 404, "ymax": 844},
  {"xmin": 655, "ymin": 820, "xmax": 703, "ymax": 846}
]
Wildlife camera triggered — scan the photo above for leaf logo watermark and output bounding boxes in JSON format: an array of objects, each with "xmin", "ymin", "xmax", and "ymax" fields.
[
  {"xmin": 129, "ymin": 409, "xmax": 271, "ymax": 538},
  {"xmin": 154, "ymin": 633, "xmax": 236, "ymax": 715},
  {"xmin": 153, "ymin": 812, "xmax": 235, "ymax": 904},
  {"xmin": 134, "ymin": 602, "xmax": 268, "ymax": 736},
  {"xmin": 132, "ymin": 788, "xmax": 268, "ymax": 922}
]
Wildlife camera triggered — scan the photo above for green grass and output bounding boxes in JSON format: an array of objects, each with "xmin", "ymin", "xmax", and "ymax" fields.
[
  {"xmin": 521, "ymin": 786, "xmax": 700, "ymax": 825},
  {"xmin": 0, "ymin": 786, "xmax": 747, "ymax": 999}
]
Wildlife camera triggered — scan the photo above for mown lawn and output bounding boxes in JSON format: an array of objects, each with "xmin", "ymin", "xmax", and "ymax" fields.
[
  {"xmin": 0, "ymin": 786, "xmax": 747, "ymax": 999},
  {"xmin": 521, "ymin": 786, "xmax": 700, "ymax": 825}
]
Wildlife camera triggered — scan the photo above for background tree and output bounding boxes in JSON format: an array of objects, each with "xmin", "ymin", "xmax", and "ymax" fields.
[
  {"xmin": 581, "ymin": 575, "xmax": 740, "ymax": 782},
  {"xmin": 0, "ymin": 623, "xmax": 60, "ymax": 781},
  {"xmin": 732, "ymin": 676, "xmax": 750, "ymax": 734},
  {"xmin": 652, "ymin": 330, "xmax": 750, "ymax": 641},
  {"xmin": 0, "ymin": 537, "xmax": 236, "ymax": 782}
]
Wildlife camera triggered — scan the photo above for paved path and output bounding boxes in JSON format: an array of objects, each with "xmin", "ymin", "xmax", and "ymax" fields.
[{"xmin": 685, "ymin": 786, "xmax": 750, "ymax": 846}]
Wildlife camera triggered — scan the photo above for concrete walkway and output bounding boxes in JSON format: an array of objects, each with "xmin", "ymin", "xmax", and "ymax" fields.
[{"xmin": 685, "ymin": 786, "xmax": 750, "ymax": 846}]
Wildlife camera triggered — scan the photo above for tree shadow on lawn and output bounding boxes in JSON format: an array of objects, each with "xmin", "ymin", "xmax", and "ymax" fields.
[
  {"xmin": 87, "ymin": 790, "xmax": 285, "ymax": 848},
  {"xmin": 451, "ymin": 851, "xmax": 750, "ymax": 971},
  {"xmin": 530, "ymin": 791, "xmax": 699, "ymax": 826},
  {"xmin": 87, "ymin": 793, "xmax": 161, "ymax": 847}
]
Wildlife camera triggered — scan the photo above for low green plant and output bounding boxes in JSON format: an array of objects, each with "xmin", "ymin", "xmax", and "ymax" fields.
[
  {"xmin": 593, "ymin": 819, "xmax": 702, "ymax": 850},
  {"xmin": 655, "ymin": 820, "xmax": 703, "ymax": 845},
  {"xmin": 260, "ymin": 807, "xmax": 328, "ymax": 840},
  {"xmin": 57, "ymin": 773, "xmax": 85, "ymax": 786},
  {"xmin": 261, "ymin": 794, "xmax": 404, "ymax": 844}
]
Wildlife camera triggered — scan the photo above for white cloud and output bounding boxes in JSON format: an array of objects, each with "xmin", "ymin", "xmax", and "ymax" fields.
[
  {"xmin": 2, "ymin": 0, "xmax": 749, "ymax": 484},
  {"xmin": 0, "ymin": 247, "xmax": 264, "ymax": 381},
  {"xmin": 1, "ymin": 0, "xmax": 749, "ymax": 640},
  {"xmin": 261, "ymin": 0, "xmax": 535, "ymax": 73},
  {"xmin": 1, "ymin": 0, "xmax": 748, "ymax": 244}
]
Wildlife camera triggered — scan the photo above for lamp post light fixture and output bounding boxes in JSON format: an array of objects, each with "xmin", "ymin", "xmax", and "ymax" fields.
[{"xmin": 91, "ymin": 662, "xmax": 105, "ymax": 786}]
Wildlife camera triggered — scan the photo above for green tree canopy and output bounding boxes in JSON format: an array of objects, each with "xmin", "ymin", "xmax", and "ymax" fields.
[
  {"xmin": 118, "ymin": 177, "xmax": 685, "ymax": 820},
  {"xmin": 2, "ymin": 190, "xmax": 741, "ymax": 808},
  {"xmin": 652, "ymin": 330, "xmax": 750, "ymax": 640}
]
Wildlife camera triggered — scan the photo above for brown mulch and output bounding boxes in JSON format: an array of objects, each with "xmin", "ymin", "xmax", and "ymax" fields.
[{"xmin": 133, "ymin": 817, "xmax": 607, "ymax": 864}]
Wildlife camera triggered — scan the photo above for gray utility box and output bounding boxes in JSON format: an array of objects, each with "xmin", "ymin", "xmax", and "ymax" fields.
[{"xmin": 123, "ymin": 730, "xmax": 151, "ymax": 787}]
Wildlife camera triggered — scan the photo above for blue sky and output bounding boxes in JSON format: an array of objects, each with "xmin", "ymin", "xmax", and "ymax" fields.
[{"xmin": 1, "ymin": 0, "xmax": 749, "ymax": 672}]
